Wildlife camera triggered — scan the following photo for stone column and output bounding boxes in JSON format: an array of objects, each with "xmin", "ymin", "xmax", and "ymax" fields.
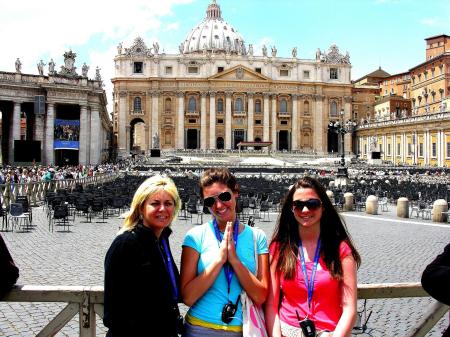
[
  {"xmin": 9, "ymin": 102, "xmax": 21, "ymax": 163},
  {"xmin": 438, "ymin": 129, "xmax": 443, "ymax": 166},
  {"xmin": 90, "ymin": 106, "xmax": 101, "ymax": 164},
  {"xmin": 118, "ymin": 91, "xmax": 127, "ymax": 157},
  {"xmin": 79, "ymin": 105, "xmax": 88, "ymax": 165},
  {"xmin": 34, "ymin": 114, "xmax": 45, "ymax": 163},
  {"xmin": 271, "ymin": 94, "xmax": 277, "ymax": 151},
  {"xmin": 177, "ymin": 92, "xmax": 185, "ymax": 149},
  {"xmin": 225, "ymin": 92, "xmax": 232, "ymax": 149},
  {"xmin": 43, "ymin": 103, "xmax": 55, "ymax": 165},
  {"xmin": 263, "ymin": 94, "xmax": 270, "ymax": 142},
  {"xmin": 126, "ymin": 126, "xmax": 131, "ymax": 153},
  {"xmin": 314, "ymin": 95, "xmax": 324, "ymax": 154},
  {"xmin": 209, "ymin": 92, "xmax": 216, "ymax": 149},
  {"xmin": 151, "ymin": 91, "xmax": 160, "ymax": 149},
  {"xmin": 344, "ymin": 97, "xmax": 352, "ymax": 153},
  {"xmin": 291, "ymin": 94, "xmax": 298, "ymax": 150},
  {"xmin": 247, "ymin": 93, "xmax": 254, "ymax": 143},
  {"xmin": 200, "ymin": 92, "xmax": 207, "ymax": 150},
  {"xmin": 144, "ymin": 126, "xmax": 150, "ymax": 153}
]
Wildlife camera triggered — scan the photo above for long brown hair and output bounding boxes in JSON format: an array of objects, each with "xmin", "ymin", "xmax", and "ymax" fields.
[{"xmin": 271, "ymin": 176, "xmax": 361, "ymax": 280}]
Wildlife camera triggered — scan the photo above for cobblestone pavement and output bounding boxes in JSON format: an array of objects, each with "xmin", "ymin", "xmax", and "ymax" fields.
[{"xmin": 1, "ymin": 204, "xmax": 449, "ymax": 336}]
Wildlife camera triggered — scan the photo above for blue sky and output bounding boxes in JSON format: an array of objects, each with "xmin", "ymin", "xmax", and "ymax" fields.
[{"xmin": 1, "ymin": 0, "xmax": 449, "ymax": 110}]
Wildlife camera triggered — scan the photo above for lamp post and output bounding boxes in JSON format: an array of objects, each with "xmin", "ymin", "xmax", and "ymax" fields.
[{"xmin": 328, "ymin": 109, "xmax": 356, "ymax": 182}]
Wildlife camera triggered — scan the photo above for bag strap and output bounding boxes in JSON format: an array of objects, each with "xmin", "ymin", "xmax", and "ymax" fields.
[{"xmin": 252, "ymin": 227, "xmax": 258, "ymax": 275}]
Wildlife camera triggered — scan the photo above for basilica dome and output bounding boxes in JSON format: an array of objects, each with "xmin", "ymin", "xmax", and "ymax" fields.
[{"xmin": 180, "ymin": 0, "xmax": 246, "ymax": 55}]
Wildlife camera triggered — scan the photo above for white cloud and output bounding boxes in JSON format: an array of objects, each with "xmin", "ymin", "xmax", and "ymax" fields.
[
  {"xmin": 0, "ymin": 0, "xmax": 193, "ymax": 112},
  {"xmin": 165, "ymin": 22, "xmax": 181, "ymax": 31}
]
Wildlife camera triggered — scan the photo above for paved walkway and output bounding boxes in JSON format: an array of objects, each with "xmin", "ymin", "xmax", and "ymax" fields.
[{"xmin": 1, "ymin": 202, "xmax": 449, "ymax": 336}]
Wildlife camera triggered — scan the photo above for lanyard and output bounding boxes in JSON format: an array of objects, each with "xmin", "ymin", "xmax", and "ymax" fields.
[
  {"xmin": 160, "ymin": 238, "xmax": 179, "ymax": 302},
  {"xmin": 298, "ymin": 238, "xmax": 321, "ymax": 312},
  {"xmin": 212, "ymin": 218, "xmax": 239, "ymax": 293}
]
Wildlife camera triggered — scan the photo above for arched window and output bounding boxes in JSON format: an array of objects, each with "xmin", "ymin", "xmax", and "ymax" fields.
[
  {"xmin": 330, "ymin": 101, "xmax": 338, "ymax": 117},
  {"xmin": 188, "ymin": 97, "xmax": 196, "ymax": 112},
  {"xmin": 280, "ymin": 99, "xmax": 287, "ymax": 113},
  {"xmin": 165, "ymin": 98, "xmax": 172, "ymax": 112},
  {"xmin": 304, "ymin": 100, "xmax": 310, "ymax": 115},
  {"xmin": 255, "ymin": 99, "xmax": 261, "ymax": 113},
  {"xmin": 217, "ymin": 98, "xmax": 224, "ymax": 112},
  {"xmin": 134, "ymin": 97, "xmax": 141, "ymax": 112},
  {"xmin": 234, "ymin": 98, "xmax": 243, "ymax": 112}
]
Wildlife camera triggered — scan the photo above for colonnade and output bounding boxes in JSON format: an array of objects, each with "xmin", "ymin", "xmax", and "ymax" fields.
[{"xmin": 2, "ymin": 100, "xmax": 107, "ymax": 165}]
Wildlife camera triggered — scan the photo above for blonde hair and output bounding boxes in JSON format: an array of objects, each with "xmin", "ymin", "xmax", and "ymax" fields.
[{"xmin": 121, "ymin": 175, "xmax": 181, "ymax": 233}]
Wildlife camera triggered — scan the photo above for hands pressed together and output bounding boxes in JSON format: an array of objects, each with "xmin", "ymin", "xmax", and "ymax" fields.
[{"xmin": 218, "ymin": 222, "xmax": 239, "ymax": 266}]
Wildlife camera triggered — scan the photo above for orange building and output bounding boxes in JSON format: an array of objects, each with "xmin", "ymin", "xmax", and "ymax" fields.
[{"xmin": 356, "ymin": 34, "xmax": 450, "ymax": 167}]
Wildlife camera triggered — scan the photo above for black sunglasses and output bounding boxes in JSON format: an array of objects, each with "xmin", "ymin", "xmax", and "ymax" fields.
[
  {"xmin": 292, "ymin": 198, "xmax": 322, "ymax": 211},
  {"xmin": 203, "ymin": 191, "xmax": 232, "ymax": 207}
]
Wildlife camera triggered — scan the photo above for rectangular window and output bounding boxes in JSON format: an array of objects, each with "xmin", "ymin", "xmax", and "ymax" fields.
[
  {"xmin": 432, "ymin": 143, "xmax": 437, "ymax": 157},
  {"xmin": 188, "ymin": 66, "xmax": 198, "ymax": 74},
  {"xmin": 188, "ymin": 119, "xmax": 196, "ymax": 124},
  {"xmin": 217, "ymin": 119, "xmax": 224, "ymax": 124},
  {"xmin": 303, "ymin": 70, "xmax": 310, "ymax": 79},
  {"xmin": 408, "ymin": 144, "xmax": 412, "ymax": 156},
  {"xmin": 134, "ymin": 62, "xmax": 143, "ymax": 74},
  {"xmin": 419, "ymin": 143, "xmax": 424, "ymax": 156},
  {"xmin": 217, "ymin": 66, "xmax": 224, "ymax": 73},
  {"xmin": 330, "ymin": 68, "xmax": 338, "ymax": 80},
  {"xmin": 255, "ymin": 67, "xmax": 262, "ymax": 74},
  {"xmin": 447, "ymin": 142, "xmax": 450, "ymax": 158},
  {"xmin": 397, "ymin": 143, "xmax": 401, "ymax": 155},
  {"xmin": 280, "ymin": 120, "xmax": 288, "ymax": 125},
  {"xmin": 387, "ymin": 143, "xmax": 391, "ymax": 156},
  {"xmin": 255, "ymin": 120, "xmax": 262, "ymax": 125},
  {"xmin": 165, "ymin": 66, "xmax": 173, "ymax": 75},
  {"xmin": 280, "ymin": 69, "xmax": 289, "ymax": 77}
]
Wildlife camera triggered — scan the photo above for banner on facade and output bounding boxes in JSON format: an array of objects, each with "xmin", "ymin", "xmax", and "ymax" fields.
[{"xmin": 54, "ymin": 119, "xmax": 80, "ymax": 149}]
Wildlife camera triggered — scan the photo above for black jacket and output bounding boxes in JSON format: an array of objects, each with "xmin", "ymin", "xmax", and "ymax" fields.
[
  {"xmin": 421, "ymin": 243, "xmax": 450, "ymax": 305},
  {"xmin": 104, "ymin": 224, "xmax": 181, "ymax": 337},
  {"xmin": 0, "ymin": 234, "xmax": 19, "ymax": 298},
  {"xmin": 421, "ymin": 243, "xmax": 450, "ymax": 337}
]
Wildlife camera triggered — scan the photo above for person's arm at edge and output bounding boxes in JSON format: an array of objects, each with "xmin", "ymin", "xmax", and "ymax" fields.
[
  {"xmin": 332, "ymin": 255, "xmax": 358, "ymax": 337},
  {"xmin": 264, "ymin": 248, "xmax": 281, "ymax": 337}
]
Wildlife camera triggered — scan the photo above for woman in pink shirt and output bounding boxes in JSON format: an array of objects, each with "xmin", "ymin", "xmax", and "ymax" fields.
[{"xmin": 265, "ymin": 177, "xmax": 361, "ymax": 337}]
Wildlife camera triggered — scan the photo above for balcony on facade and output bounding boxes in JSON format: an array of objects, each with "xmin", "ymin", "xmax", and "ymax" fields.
[
  {"xmin": 233, "ymin": 110, "xmax": 247, "ymax": 117},
  {"xmin": 278, "ymin": 111, "xmax": 291, "ymax": 118},
  {"xmin": 185, "ymin": 110, "xmax": 199, "ymax": 117},
  {"xmin": 130, "ymin": 109, "xmax": 145, "ymax": 116}
]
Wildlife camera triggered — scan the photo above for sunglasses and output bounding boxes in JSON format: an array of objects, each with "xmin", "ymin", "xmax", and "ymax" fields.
[
  {"xmin": 203, "ymin": 191, "xmax": 232, "ymax": 207},
  {"xmin": 292, "ymin": 198, "xmax": 322, "ymax": 211}
]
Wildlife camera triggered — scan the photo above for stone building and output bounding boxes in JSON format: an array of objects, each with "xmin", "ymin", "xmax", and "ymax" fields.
[
  {"xmin": 112, "ymin": 0, "xmax": 353, "ymax": 158},
  {"xmin": 356, "ymin": 34, "xmax": 450, "ymax": 166},
  {"xmin": 0, "ymin": 51, "xmax": 111, "ymax": 166}
]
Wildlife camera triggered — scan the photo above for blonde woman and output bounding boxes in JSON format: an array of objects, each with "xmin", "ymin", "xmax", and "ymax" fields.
[{"xmin": 104, "ymin": 175, "xmax": 183, "ymax": 337}]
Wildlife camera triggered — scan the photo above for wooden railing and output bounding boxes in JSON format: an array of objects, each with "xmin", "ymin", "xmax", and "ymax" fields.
[
  {"xmin": 1, "ymin": 283, "xmax": 448, "ymax": 336},
  {"xmin": 0, "ymin": 172, "xmax": 122, "ymax": 208}
]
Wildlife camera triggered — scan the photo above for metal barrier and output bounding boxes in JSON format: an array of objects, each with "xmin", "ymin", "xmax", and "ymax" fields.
[
  {"xmin": 0, "ymin": 172, "xmax": 122, "ymax": 209},
  {"xmin": 1, "ymin": 282, "xmax": 448, "ymax": 336}
]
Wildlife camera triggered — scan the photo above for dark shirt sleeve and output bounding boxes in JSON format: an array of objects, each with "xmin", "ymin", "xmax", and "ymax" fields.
[
  {"xmin": 104, "ymin": 234, "xmax": 142, "ymax": 336},
  {"xmin": 421, "ymin": 243, "xmax": 450, "ymax": 306},
  {"xmin": 0, "ymin": 234, "xmax": 19, "ymax": 298}
]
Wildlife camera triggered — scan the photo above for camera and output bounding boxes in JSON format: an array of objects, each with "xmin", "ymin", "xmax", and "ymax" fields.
[
  {"xmin": 299, "ymin": 318, "xmax": 316, "ymax": 337},
  {"xmin": 221, "ymin": 301, "xmax": 238, "ymax": 324}
]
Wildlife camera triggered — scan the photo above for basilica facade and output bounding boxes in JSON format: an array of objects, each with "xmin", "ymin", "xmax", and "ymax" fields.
[{"xmin": 112, "ymin": 0, "xmax": 353, "ymax": 158}]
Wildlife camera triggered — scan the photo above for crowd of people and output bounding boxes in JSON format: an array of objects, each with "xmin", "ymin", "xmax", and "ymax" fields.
[
  {"xmin": 0, "ymin": 164, "xmax": 121, "ymax": 185},
  {"xmin": 1, "ymin": 166, "xmax": 449, "ymax": 336}
]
